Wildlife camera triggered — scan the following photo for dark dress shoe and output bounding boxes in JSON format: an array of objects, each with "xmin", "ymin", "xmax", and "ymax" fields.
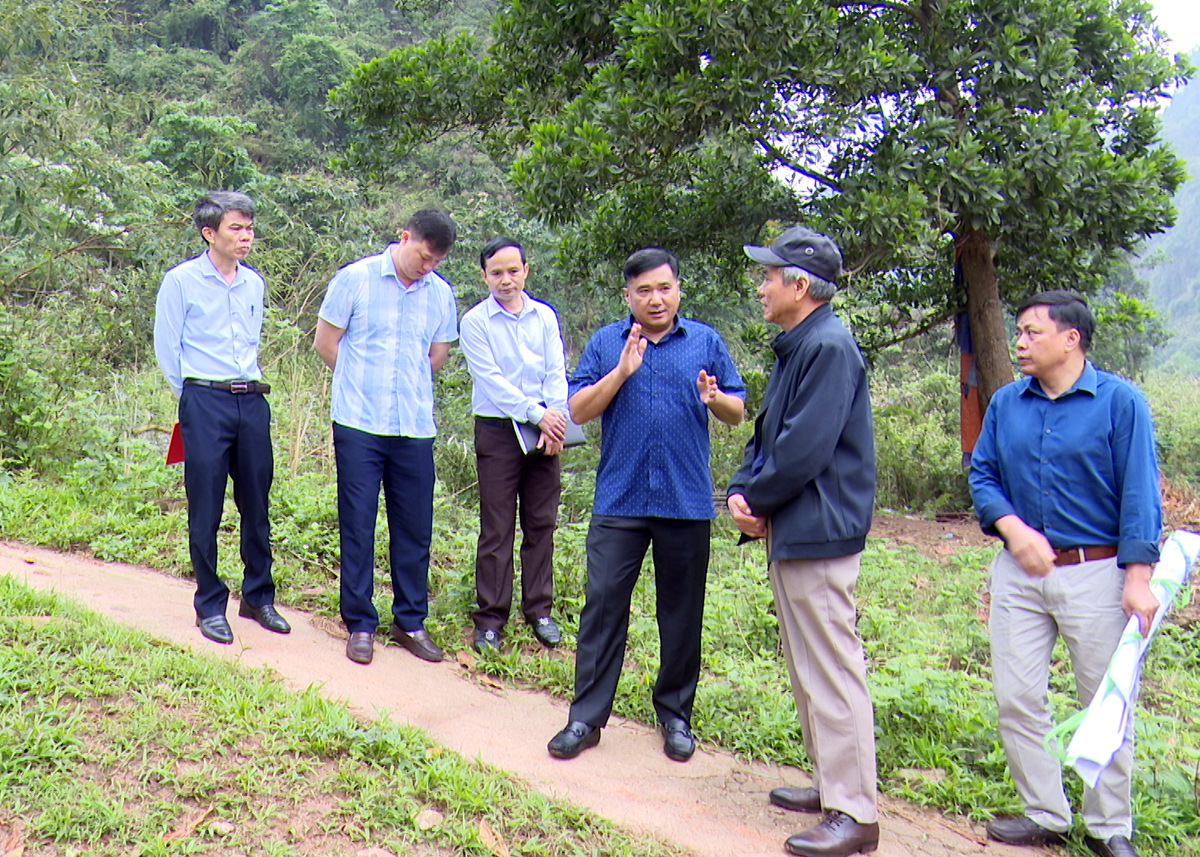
[
  {"xmin": 473, "ymin": 628, "xmax": 500, "ymax": 652},
  {"xmin": 531, "ymin": 616, "xmax": 561, "ymax": 647},
  {"xmin": 985, "ymin": 817, "xmax": 1068, "ymax": 847},
  {"xmin": 238, "ymin": 601, "xmax": 291, "ymax": 634},
  {"xmin": 547, "ymin": 721, "xmax": 600, "ymax": 759},
  {"xmin": 346, "ymin": 632, "xmax": 374, "ymax": 664},
  {"xmin": 660, "ymin": 717, "xmax": 695, "ymax": 761},
  {"xmin": 1085, "ymin": 834, "xmax": 1140, "ymax": 857},
  {"xmin": 771, "ymin": 786, "xmax": 822, "ymax": 813},
  {"xmin": 196, "ymin": 614, "xmax": 234, "ymax": 645},
  {"xmin": 785, "ymin": 811, "xmax": 880, "ymax": 857},
  {"xmin": 389, "ymin": 625, "xmax": 444, "ymax": 662}
]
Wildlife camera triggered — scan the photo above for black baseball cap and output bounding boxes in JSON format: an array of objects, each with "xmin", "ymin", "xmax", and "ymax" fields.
[{"xmin": 743, "ymin": 226, "xmax": 842, "ymax": 282}]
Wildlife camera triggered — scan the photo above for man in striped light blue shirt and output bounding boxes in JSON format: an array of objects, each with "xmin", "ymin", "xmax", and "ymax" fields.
[
  {"xmin": 460, "ymin": 237, "xmax": 569, "ymax": 654},
  {"xmin": 314, "ymin": 209, "xmax": 458, "ymax": 666},
  {"xmin": 154, "ymin": 191, "xmax": 291, "ymax": 645}
]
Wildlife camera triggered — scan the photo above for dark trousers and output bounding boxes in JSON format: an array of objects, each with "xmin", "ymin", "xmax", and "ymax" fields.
[
  {"xmin": 569, "ymin": 515, "xmax": 711, "ymax": 727},
  {"xmin": 179, "ymin": 385, "xmax": 274, "ymax": 619},
  {"xmin": 472, "ymin": 417, "xmax": 561, "ymax": 631},
  {"xmin": 333, "ymin": 422, "xmax": 435, "ymax": 634}
]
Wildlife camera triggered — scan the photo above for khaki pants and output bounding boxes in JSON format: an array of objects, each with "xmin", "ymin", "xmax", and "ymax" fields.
[
  {"xmin": 769, "ymin": 554, "xmax": 878, "ymax": 823},
  {"xmin": 989, "ymin": 549, "xmax": 1133, "ymax": 838}
]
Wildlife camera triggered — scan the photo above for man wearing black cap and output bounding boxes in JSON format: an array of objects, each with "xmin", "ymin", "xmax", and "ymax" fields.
[{"xmin": 727, "ymin": 226, "xmax": 879, "ymax": 857}]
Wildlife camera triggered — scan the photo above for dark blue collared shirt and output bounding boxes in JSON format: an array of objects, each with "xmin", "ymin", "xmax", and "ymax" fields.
[
  {"xmin": 570, "ymin": 316, "xmax": 745, "ymax": 520},
  {"xmin": 969, "ymin": 361, "xmax": 1161, "ymax": 566}
]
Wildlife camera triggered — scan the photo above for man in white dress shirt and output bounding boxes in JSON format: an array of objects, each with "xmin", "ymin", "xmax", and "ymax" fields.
[{"xmin": 459, "ymin": 237, "xmax": 569, "ymax": 652}]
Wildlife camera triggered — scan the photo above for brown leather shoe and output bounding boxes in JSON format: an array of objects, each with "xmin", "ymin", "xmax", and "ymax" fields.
[
  {"xmin": 771, "ymin": 786, "xmax": 822, "ymax": 813},
  {"xmin": 389, "ymin": 624, "xmax": 444, "ymax": 662},
  {"xmin": 346, "ymin": 631, "xmax": 374, "ymax": 664},
  {"xmin": 985, "ymin": 817, "xmax": 1068, "ymax": 847},
  {"xmin": 785, "ymin": 811, "xmax": 879, "ymax": 857}
]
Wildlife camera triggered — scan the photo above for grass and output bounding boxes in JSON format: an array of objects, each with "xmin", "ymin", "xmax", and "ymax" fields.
[
  {"xmin": 0, "ymin": 575, "xmax": 684, "ymax": 857},
  {"xmin": 1, "ymin": 347, "xmax": 1199, "ymax": 854}
]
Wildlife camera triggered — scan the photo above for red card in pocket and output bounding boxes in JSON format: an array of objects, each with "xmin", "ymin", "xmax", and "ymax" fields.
[{"xmin": 166, "ymin": 421, "xmax": 184, "ymax": 465}]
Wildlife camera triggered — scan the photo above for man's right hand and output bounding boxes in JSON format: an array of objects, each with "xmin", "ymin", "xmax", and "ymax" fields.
[
  {"xmin": 728, "ymin": 493, "xmax": 767, "ymax": 539},
  {"xmin": 538, "ymin": 408, "xmax": 567, "ymax": 443},
  {"xmin": 995, "ymin": 515, "xmax": 1056, "ymax": 578},
  {"xmin": 618, "ymin": 322, "xmax": 647, "ymax": 378}
]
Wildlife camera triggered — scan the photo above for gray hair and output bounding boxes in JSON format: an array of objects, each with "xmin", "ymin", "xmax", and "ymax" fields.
[
  {"xmin": 193, "ymin": 191, "xmax": 255, "ymax": 236},
  {"xmin": 781, "ymin": 266, "xmax": 837, "ymax": 301}
]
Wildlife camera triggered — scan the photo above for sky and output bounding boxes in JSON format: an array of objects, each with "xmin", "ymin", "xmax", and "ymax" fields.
[{"xmin": 1152, "ymin": 0, "xmax": 1200, "ymax": 53}]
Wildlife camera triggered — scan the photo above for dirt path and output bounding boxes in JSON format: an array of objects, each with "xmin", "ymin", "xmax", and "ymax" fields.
[{"xmin": 2, "ymin": 539, "xmax": 1050, "ymax": 857}]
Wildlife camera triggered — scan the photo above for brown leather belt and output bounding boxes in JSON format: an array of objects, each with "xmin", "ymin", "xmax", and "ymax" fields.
[
  {"xmin": 1052, "ymin": 545, "xmax": 1118, "ymax": 567},
  {"xmin": 184, "ymin": 378, "xmax": 271, "ymax": 394}
]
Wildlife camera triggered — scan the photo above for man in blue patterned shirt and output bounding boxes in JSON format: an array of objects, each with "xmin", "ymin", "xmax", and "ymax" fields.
[
  {"xmin": 314, "ymin": 210, "xmax": 458, "ymax": 666},
  {"xmin": 154, "ymin": 191, "xmax": 291, "ymax": 645},
  {"xmin": 970, "ymin": 291, "xmax": 1161, "ymax": 857},
  {"xmin": 547, "ymin": 248, "xmax": 745, "ymax": 762}
]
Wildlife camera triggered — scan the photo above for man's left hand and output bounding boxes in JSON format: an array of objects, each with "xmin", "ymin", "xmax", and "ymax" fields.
[{"xmin": 1122, "ymin": 563, "xmax": 1159, "ymax": 637}]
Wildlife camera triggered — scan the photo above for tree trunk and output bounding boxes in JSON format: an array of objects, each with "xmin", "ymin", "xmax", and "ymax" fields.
[{"xmin": 960, "ymin": 227, "xmax": 1013, "ymax": 413}]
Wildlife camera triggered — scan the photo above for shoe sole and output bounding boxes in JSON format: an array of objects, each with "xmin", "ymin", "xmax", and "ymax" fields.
[
  {"xmin": 548, "ymin": 729, "xmax": 601, "ymax": 759},
  {"xmin": 785, "ymin": 840, "xmax": 878, "ymax": 856}
]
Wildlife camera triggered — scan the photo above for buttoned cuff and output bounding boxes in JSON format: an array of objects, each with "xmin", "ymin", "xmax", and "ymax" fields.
[{"xmin": 527, "ymin": 403, "xmax": 546, "ymax": 425}]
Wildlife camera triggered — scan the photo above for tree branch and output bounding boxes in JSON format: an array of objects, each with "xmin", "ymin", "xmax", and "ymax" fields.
[{"xmin": 756, "ymin": 138, "xmax": 842, "ymax": 191}]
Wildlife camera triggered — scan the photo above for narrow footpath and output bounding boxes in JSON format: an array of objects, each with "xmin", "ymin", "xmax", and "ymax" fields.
[{"xmin": 2, "ymin": 541, "xmax": 1049, "ymax": 857}]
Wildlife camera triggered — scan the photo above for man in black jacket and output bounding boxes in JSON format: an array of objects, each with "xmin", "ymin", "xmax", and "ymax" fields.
[{"xmin": 727, "ymin": 226, "xmax": 879, "ymax": 857}]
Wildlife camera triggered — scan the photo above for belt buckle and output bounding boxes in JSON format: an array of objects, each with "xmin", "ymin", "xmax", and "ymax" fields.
[{"xmin": 230, "ymin": 380, "xmax": 249, "ymax": 394}]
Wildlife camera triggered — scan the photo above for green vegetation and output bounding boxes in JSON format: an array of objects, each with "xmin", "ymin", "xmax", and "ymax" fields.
[{"xmin": 0, "ymin": 576, "xmax": 681, "ymax": 857}]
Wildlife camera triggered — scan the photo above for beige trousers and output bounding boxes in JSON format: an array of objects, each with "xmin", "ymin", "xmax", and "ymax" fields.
[
  {"xmin": 769, "ymin": 553, "xmax": 879, "ymax": 823},
  {"xmin": 989, "ymin": 549, "xmax": 1133, "ymax": 838}
]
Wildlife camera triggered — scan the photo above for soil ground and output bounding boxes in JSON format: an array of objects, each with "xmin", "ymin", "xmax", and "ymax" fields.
[{"xmin": 0, "ymin": 517, "xmax": 1092, "ymax": 857}]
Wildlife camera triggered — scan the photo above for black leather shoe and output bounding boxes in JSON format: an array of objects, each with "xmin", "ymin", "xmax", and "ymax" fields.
[
  {"xmin": 473, "ymin": 628, "xmax": 500, "ymax": 652},
  {"xmin": 547, "ymin": 721, "xmax": 600, "ymax": 759},
  {"xmin": 785, "ymin": 811, "xmax": 880, "ymax": 857},
  {"xmin": 531, "ymin": 616, "xmax": 561, "ymax": 647},
  {"xmin": 771, "ymin": 786, "xmax": 822, "ymax": 813},
  {"xmin": 196, "ymin": 614, "xmax": 233, "ymax": 645},
  {"xmin": 660, "ymin": 717, "xmax": 695, "ymax": 761},
  {"xmin": 346, "ymin": 632, "xmax": 374, "ymax": 664},
  {"xmin": 1085, "ymin": 834, "xmax": 1140, "ymax": 857},
  {"xmin": 238, "ymin": 601, "xmax": 291, "ymax": 634},
  {"xmin": 985, "ymin": 817, "xmax": 1067, "ymax": 847},
  {"xmin": 389, "ymin": 625, "xmax": 444, "ymax": 662}
]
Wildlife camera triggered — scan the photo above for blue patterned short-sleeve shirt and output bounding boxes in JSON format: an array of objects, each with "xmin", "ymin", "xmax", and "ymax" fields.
[{"xmin": 570, "ymin": 316, "xmax": 745, "ymax": 519}]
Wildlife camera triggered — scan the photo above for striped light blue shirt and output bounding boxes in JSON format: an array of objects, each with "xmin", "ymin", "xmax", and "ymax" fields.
[
  {"xmin": 318, "ymin": 245, "xmax": 458, "ymax": 438},
  {"xmin": 154, "ymin": 251, "xmax": 265, "ymax": 397},
  {"xmin": 459, "ymin": 293, "xmax": 568, "ymax": 424}
]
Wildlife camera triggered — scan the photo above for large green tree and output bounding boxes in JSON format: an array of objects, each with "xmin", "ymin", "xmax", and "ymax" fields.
[{"xmin": 334, "ymin": 0, "xmax": 1189, "ymax": 406}]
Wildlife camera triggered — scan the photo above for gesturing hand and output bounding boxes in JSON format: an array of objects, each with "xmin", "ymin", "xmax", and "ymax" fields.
[
  {"xmin": 697, "ymin": 369, "xmax": 720, "ymax": 405},
  {"xmin": 618, "ymin": 322, "xmax": 648, "ymax": 378}
]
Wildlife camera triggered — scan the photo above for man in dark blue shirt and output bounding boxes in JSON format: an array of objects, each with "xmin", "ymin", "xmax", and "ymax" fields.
[
  {"xmin": 969, "ymin": 291, "xmax": 1160, "ymax": 857},
  {"xmin": 546, "ymin": 248, "xmax": 745, "ymax": 762}
]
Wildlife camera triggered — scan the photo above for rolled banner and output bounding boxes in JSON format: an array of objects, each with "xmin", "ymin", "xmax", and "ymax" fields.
[{"xmin": 1050, "ymin": 530, "xmax": 1200, "ymax": 788}]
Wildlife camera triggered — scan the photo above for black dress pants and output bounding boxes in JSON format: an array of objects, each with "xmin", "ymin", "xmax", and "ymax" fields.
[
  {"xmin": 179, "ymin": 384, "xmax": 274, "ymax": 619},
  {"xmin": 472, "ymin": 417, "xmax": 561, "ymax": 631},
  {"xmin": 569, "ymin": 515, "xmax": 710, "ymax": 727}
]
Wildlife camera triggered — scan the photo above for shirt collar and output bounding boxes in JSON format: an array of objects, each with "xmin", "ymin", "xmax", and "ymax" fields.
[
  {"xmin": 1021, "ymin": 360, "xmax": 1098, "ymax": 399},
  {"xmin": 485, "ymin": 292, "xmax": 533, "ymax": 319},
  {"xmin": 199, "ymin": 250, "xmax": 243, "ymax": 286}
]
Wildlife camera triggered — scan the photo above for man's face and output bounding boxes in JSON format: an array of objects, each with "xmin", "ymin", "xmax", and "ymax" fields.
[
  {"xmin": 757, "ymin": 266, "xmax": 802, "ymax": 328},
  {"xmin": 1015, "ymin": 304, "xmax": 1075, "ymax": 378},
  {"xmin": 481, "ymin": 245, "xmax": 528, "ymax": 308},
  {"xmin": 394, "ymin": 231, "xmax": 448, "ymax": 284},
  {"xmin": 623, "ymin": 263, "xmax": 680, "ymax": 335},
  {"xmin": 202, "ymin": 210, "xmax": 254, "ymax": 263}
]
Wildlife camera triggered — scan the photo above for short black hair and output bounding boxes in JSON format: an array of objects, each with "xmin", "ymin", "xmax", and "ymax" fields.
[
  {"xmin": 1017, "ymin": 290, "xmax": 1094, "ymax": 352},
  {"xmin": 622, "ymin": 248, "xmax": 678, "ymax": 284},
  {"xmin": 193, "ymin": 191, "xmax": 254, "ymax": 242},
  {"xmin": 405, "ymin": 209, "xmax": 457, "ymax": 254},
  {"xmin": 480, "ymin": 236, "xmax": 525, "ymax": 269}
]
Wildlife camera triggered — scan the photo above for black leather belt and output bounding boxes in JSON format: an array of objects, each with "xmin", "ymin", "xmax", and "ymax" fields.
[{"xmin": 184, "ymin": 378, "xmax": 271, "ymax": 394}]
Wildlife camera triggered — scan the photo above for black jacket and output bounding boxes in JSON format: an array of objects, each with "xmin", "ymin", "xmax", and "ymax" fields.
[{"xmin": 728, "ymin": 303, "xmax": 875, "ymax": 560}]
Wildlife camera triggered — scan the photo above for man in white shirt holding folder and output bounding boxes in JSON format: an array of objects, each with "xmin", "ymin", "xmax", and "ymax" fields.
[{"xmin": 460, "ymin": 237, "xmax": 571, "ymax": 653}]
